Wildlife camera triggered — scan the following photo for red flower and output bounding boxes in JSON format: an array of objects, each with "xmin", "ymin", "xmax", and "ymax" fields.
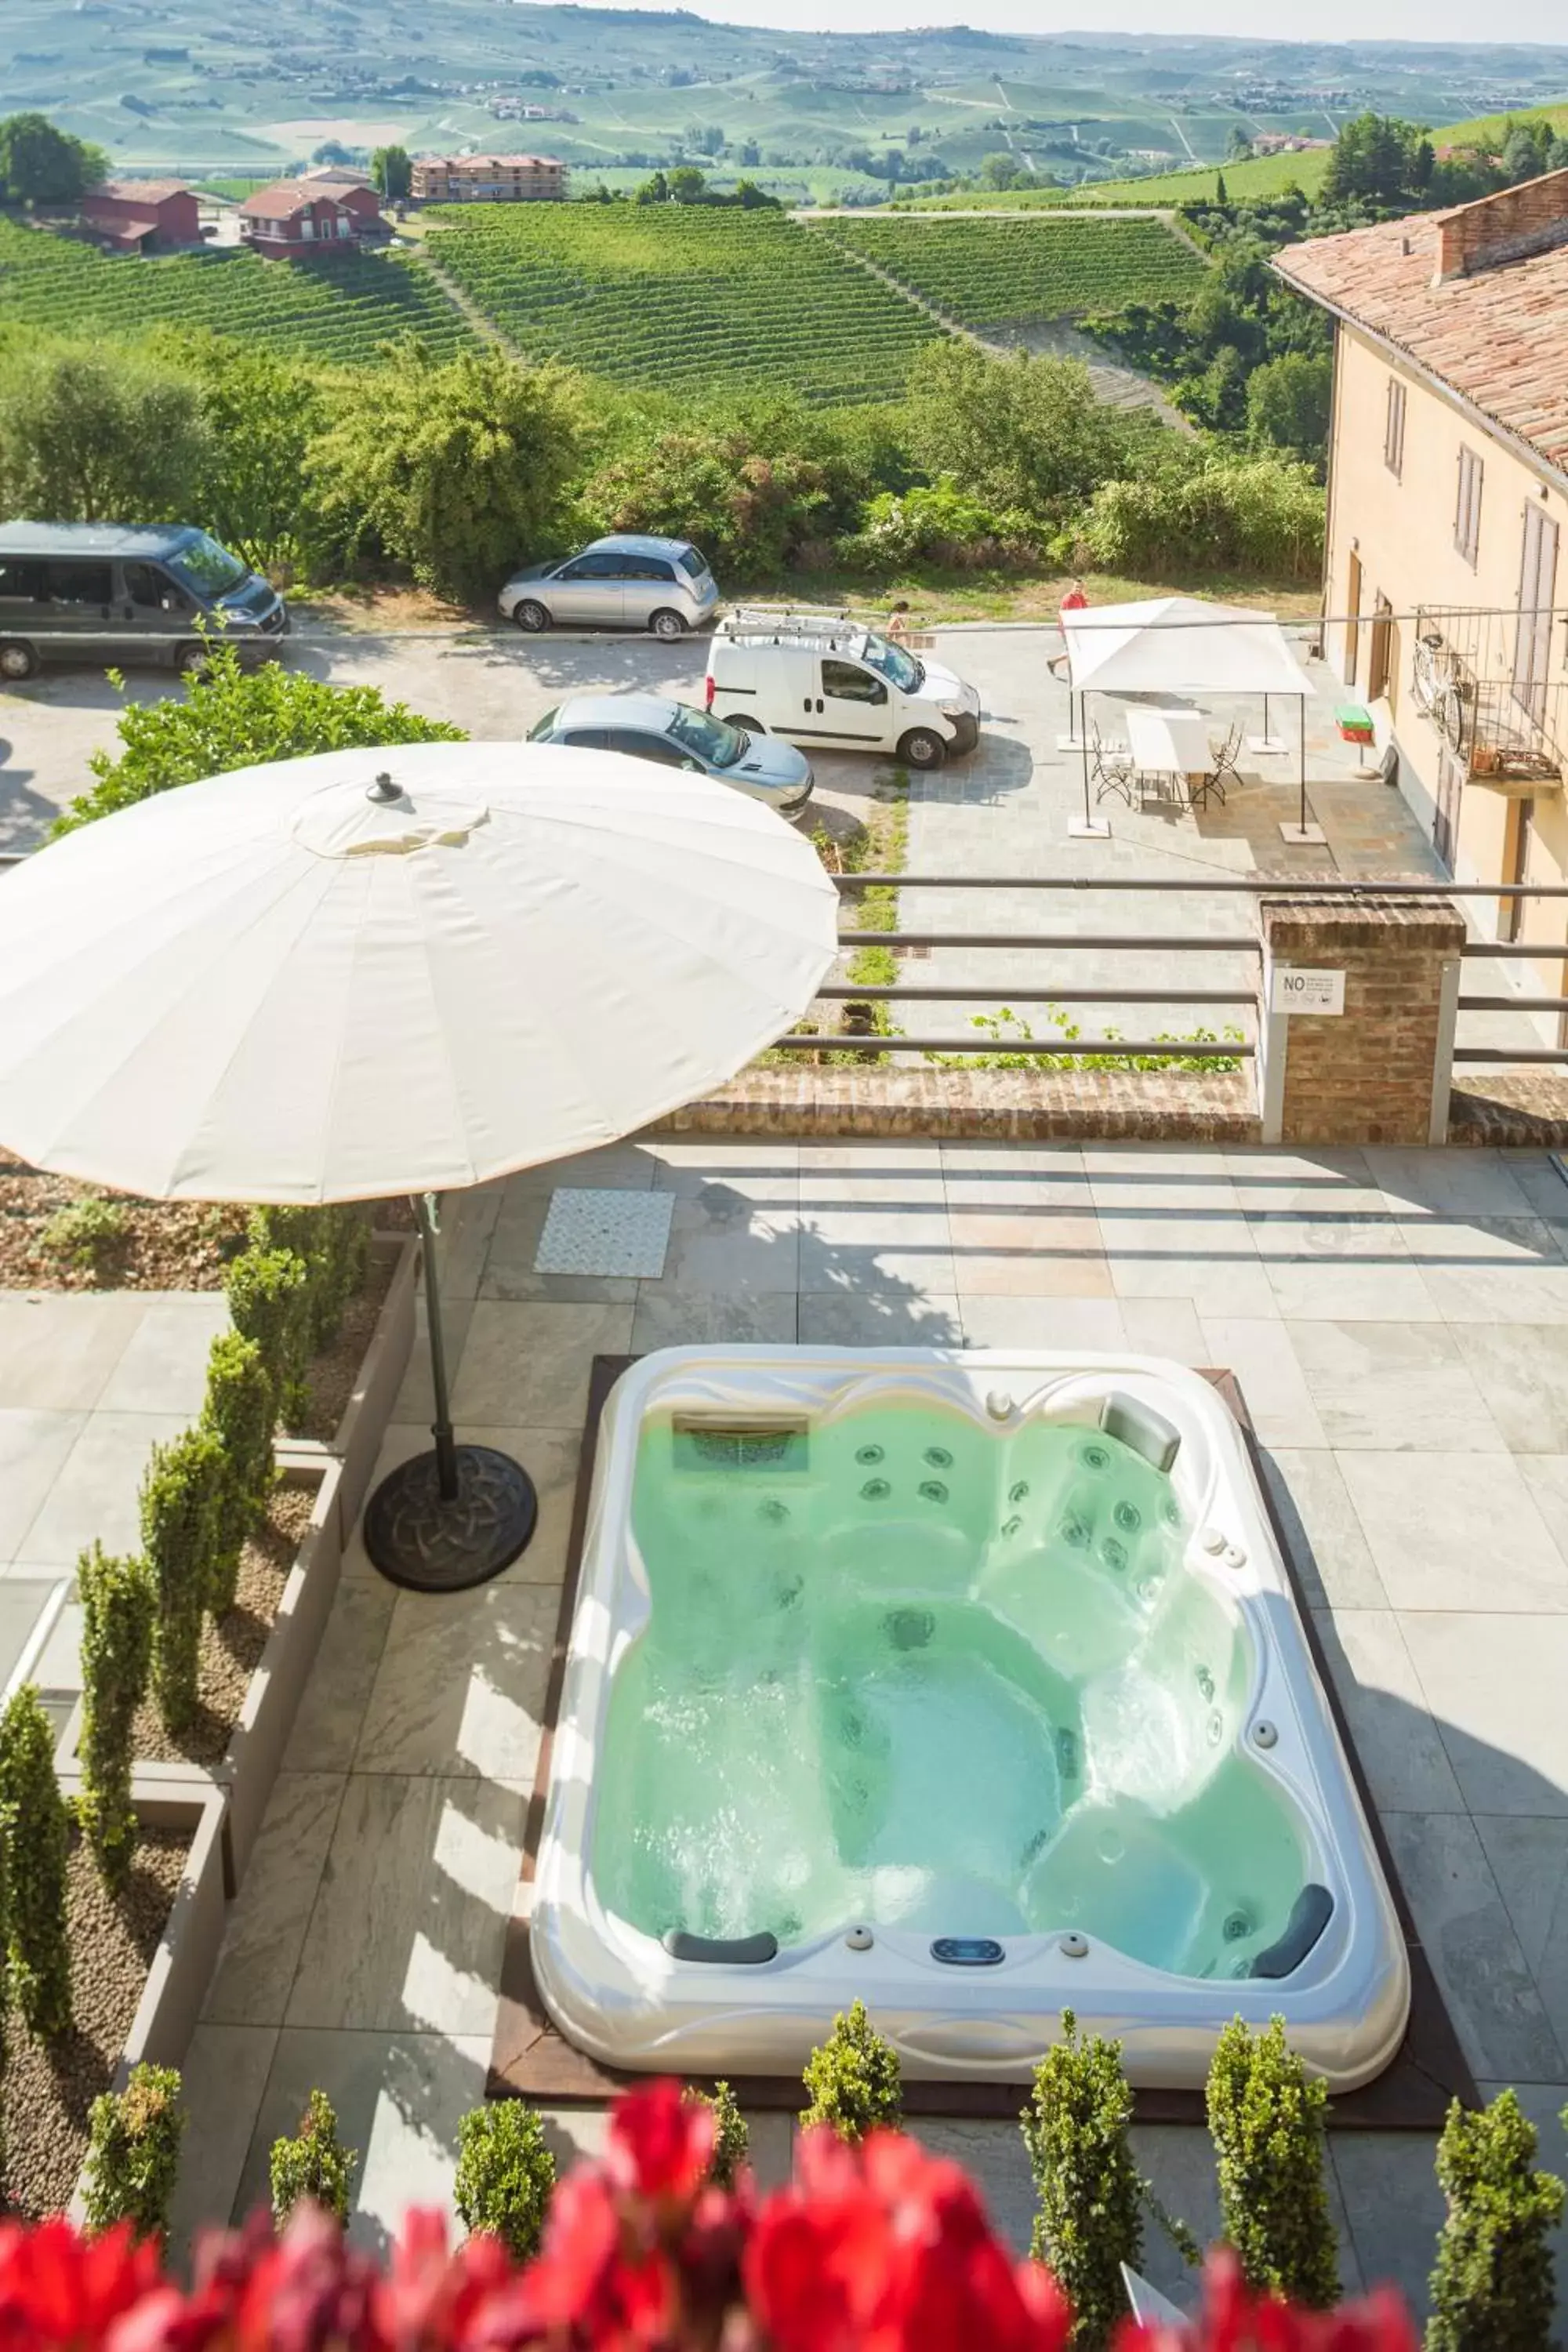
[
  {"xmin": 604, "ymin": 2080, "xmax": 716, "ymax": 2207},
  {"xmin": 0, "ymin": 2216, "xmax": 162, "ymax": 2350},
  {"xmin": 1112, "ymin": 2250, "xmax": 1421, "ymax": 2352}
]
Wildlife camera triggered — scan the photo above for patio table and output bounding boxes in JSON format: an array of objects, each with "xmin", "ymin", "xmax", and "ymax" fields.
[{"xmin": 1123, "ymin": 705, "xmax": 1214, "ymax": 805}]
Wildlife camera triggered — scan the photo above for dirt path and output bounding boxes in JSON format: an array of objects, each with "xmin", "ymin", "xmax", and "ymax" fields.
[{"xmin": 395, "ymin": 226, "xmax": 529, "ymax": 361}]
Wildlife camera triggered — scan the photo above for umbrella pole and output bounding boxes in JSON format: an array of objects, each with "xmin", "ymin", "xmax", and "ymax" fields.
[{"xmin": 361, "ymin": 1194, "xmax": 539, "ymax": 1592}]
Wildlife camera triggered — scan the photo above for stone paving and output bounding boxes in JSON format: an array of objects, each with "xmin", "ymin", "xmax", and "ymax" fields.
[
  {"xmin": 174, "ymin": 1135, "xmax": 1568, "ymax": 2324},
  {"xmin": 0, "ymin": 1289, "xmax": 230, "ymax": 1727}
]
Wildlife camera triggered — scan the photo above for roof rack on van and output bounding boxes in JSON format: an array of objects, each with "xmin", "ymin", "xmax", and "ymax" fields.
[{"xmin": 718, "ymin": 603, "xmax": 866, "ymax": 648}]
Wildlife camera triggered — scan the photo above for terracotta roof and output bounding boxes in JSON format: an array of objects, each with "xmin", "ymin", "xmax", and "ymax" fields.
[
  {"xmin": 238, "ymin": 181, "xmax": 347, "ymax": 218},
  {"xmin": 302, "ymin": 165, "xmax": 375, "ymax": 190},
  {"xmin": 1274, "ymin": 204, "xmax": 1568, "ymax": 477},
  {"xmin": 421, "ymin": 153, "xmax": 562, "ymax": 170},
  {"xmin": 86, "ymin": 179, "xmax": 195, "ymax": 205}
]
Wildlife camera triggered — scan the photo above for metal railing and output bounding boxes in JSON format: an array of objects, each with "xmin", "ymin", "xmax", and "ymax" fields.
[{"xmin": 1413, "ymin": 604, "xmax": 1568, "ymax": 784}]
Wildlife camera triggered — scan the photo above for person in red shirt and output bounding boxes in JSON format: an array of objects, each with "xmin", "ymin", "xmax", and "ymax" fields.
[{"xmin": 1059, "ymin": 578, "xmax": 1088, "ymax": 614}]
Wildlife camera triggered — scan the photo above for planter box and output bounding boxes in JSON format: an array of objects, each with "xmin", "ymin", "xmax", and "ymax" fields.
[
  {"xmin": 275, "ymin": 1231, "xmax": 419, "ymax": 1540},
  {"xmin": 65, "ymin": 1783, "xmax": 231, "ymax": 2225}
]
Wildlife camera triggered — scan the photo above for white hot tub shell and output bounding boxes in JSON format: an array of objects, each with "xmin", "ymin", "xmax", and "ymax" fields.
[{"xmin": 532, "ymin": 1348, "xmax": 1410, "ymax": 2090}]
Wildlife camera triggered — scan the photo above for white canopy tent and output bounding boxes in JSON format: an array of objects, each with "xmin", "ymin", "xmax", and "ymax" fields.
[{"xmin": 1061, "ymin": 597, "xmax": 1317, "ymax": 834}]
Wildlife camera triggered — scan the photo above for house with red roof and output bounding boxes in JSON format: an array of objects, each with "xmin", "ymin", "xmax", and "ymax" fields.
[
  {"xmin": 80, "ymin": 180, "xmax": 201, "ymax": 252},
  {"xmin": 238, "ymin": 180, "xmax": 376, "ymax": 257}
]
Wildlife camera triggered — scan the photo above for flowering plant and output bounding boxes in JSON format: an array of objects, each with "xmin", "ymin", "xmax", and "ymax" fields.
[{"xmin": 0, "ymin": 2079, "xmax": 1420, "ymax": 2352}]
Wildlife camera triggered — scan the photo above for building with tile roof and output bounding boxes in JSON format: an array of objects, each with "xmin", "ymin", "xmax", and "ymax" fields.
[{"xmin": 80, "ymin": 180, "xmax": 201, "ymax": 252}]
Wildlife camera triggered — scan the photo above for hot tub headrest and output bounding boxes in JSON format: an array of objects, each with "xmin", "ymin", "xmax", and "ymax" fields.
[
  {"xmin": 662, "ymin": 1929, "xmax": 779, "ymax": 1965},
  {"xmin": 1247, "ymin": 1883, "xmax": 1334, "ymax": 1980},
  {"xmin": 1100, "ymin": 1393, "xmax": 1181, "ymax": 1474}
]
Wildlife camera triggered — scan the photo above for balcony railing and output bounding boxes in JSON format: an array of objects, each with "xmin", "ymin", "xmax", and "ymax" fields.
[{"xmin": 1413, "ymin": 603, "xmax": 1568, "ymax": 786}]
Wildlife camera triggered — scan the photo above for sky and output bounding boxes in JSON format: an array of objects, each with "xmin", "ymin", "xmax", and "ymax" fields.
[{"xmin": 601, "ymin": 0, "xmax": 1568, "ymax": 43}]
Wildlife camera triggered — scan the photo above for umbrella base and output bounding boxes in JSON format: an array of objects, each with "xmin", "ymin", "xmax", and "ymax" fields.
[{"xmin": 363, "ymin": 1445, "xmax": 538, "ymax": 1592}]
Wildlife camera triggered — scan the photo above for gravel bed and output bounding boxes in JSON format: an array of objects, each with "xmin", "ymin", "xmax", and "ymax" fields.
[
  {"xmin": 129, "ymin": 1483, "xmax": 317, "ymax": 1769},
  {"xmin": 0, "ymin": 1153, "xmax": 248, "ymax": 1290},
  {"xmin": 3, "ymin": 1827, "xmax": 188, "ymax": 2220}
]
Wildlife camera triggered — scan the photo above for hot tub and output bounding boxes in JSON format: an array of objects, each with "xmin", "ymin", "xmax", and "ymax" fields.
[{"xmin": 532, "ymin": 1349, "xmax": 1409, "ymax": 2089}]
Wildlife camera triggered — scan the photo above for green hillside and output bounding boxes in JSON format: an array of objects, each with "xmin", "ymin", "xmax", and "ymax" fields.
[
  {"xmin": 0, "ymin": 221, "xmax": 474, "ymax": 362},
  {"xmin": 424, "ymin": 204, "xmax": 942, "ymax": 405},
  {"xmin": 813, "ymin": 213, "xmax": 1207, "ymax": 330}
]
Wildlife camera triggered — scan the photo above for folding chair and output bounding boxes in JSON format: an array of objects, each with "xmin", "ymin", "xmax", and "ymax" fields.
[{"xmin": 1090, "ymin": 720, "xmax": 1134, "ymax": 807}]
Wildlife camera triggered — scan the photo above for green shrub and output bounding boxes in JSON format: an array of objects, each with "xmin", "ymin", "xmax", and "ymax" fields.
[
  {"xmin": 270, "ymin": 2088, "xmax": 358, "ymax": 2228},
  {"xmin": 840, "ymin": 474, "xmax": 1043, "ymax": 570},
  {"xmin": 1021, "ymin": 2010, "xmax": 1142, "ymax": 2350},
  {"xmin": 0, "ymin": 1684, "xmax": 74, "ymax": 2037},
  {"xmin": 686, "ymin": 2080, "xmax": 750, "ymax": 2189},
  {"xmin": 800, "ymin": 1999, "xmax": 902, "ymax": 2143},
  {"xmin": 38, "ymin": 1194, "xmax": 130, "ymax": 1279},
  {"xmin": 76, "ymin": 1542, "xmax": 155, "ymax": 1887},
  {"xmin": 199, "ymin": 1330, "xmax": 276, "ymax": 1616},
  {"xmin": 1081, "ymin": 450, "xmax": 1324, "ymax": 581},
  {"xmin": 1427, "ymin": 2089, "xmax": 1565, "ymax": 2352},
  {"xmin": 223, "ymin": 1244, "xmax": 310, "ymax": 1431},
  {"xmin": 453, "ymin": 2100, "xmax": 557, "ymax": 2259},
  {"xmin": 1207, "ymin": 2015, "xmax": 1338, "ymax": 2308},
  {"xmin": 83, "ymin": 2063, "xmax": 186, "ymax": 2242},
  {"xmin": 140, "ymin": 1425, "xmax": 224, "ymax": 1736},
  {"xmin": 248, "ymin": 1203, "xmax": 368, "ymax": 1351}
]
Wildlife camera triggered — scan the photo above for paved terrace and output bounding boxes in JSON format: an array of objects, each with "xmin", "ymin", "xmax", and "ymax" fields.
[{"xmin": 172, "ymin": 1135, "xmax": 1568, "ymax": 2322}]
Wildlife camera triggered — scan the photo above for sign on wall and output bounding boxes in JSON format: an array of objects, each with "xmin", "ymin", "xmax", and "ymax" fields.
[{"xmin": 1269, "ymin": 967, "xmax": 1346, "ymax": 1017}]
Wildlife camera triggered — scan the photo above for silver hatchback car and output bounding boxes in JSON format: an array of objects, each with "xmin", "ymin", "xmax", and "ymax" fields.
[
  {"xmin": 528, "ymin": 694, "xmax": 814, "ymax": 821},
  {"xmin": 499, "ymin": 535, "xmax": 718, "ymax": 640}
]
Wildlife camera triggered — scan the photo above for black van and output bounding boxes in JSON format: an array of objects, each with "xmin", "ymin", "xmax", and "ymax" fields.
[{"xmin": 0, "ymin": 521, "xmax": 289, "ymax": 681}]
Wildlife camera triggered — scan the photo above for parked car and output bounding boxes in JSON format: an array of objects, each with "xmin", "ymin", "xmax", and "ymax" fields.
[
  {"xmin": 527, "ymin": 693, "xmax": 814, "ymax": 820},
  {"xmin": 0, "ymin": 521, "xmax": 288, "ymax": 681},
  {"xmin": 706, "ymin": 604, "xmax": 981, "ymax": 769},
  {"xmin": 499, "ymin": 535, "xmax": 717, "ymax": 641}
]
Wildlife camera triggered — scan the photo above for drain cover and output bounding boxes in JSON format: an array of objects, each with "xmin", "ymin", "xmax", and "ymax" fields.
[{"xmin": 533, "ymin": 1187, "xmax": 674, "ymax": 1278}]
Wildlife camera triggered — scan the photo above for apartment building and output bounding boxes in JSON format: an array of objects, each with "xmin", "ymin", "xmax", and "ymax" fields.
[
  {"xmin": 1276, "ymin": 172, "xmax": 1568, "ymax": 976},
  {"xmin": 410, "ymin": 154, "xmax": 566, "ymax": 203}
]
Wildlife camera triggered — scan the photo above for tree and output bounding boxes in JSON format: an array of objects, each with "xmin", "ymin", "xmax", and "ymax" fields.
[
  {"xmin": 1427, "ymin": 2090, "xmax": 1564, "ymax": 2352},
  {"xmin": 1225, "ymin": 125, "xmax": 1254, "ymax": 162},
  {"xmin": 0, "ymin": 339, "xmax": 209, "ymax": 524},
  {"xmin": 0, "ymin": 1686, "xmax": 73, "ymax": 2038},
  {"xmin": 56, "ymin": 644, "xmax": 464, "ymax": 833},
  {"xmin": 1247, "ymin": 351, "xmax": 1334, "ymax": 470},
  {"xmin": 668, "ymin": 165, "xmax": 707, "ymax": 202},
  {"xmin": 635, "ymin": 169, "xmax": 671, "ymax": 204},
  {"xmin": 455, "ymin": 2103, "xmax": 557, "ymax": 2259},
  {"xmin": 76, "ymin": 1543, "xmax": 155, "ymax": 1889},
  {"xmin": 980, "ymin": 151, "xmax": 1023, "ymax": 191},
  {"xmin": 0, "ymin": 111, "xmax": 107, "ymax": 204},
  {"xmin": 1021, "ymin": 2013, "xmax": 1142, "ymax": 2350},
  {"xmin": 270, "ymin": 2089, "xmax": 358, "ymax": 2227},
  {"xmin": 1322, "ymin": 111, "xmax": 1432, "ymax": 207},
  {"xmin": 371, "ymin": 143, "xmax": 412, "ymax": 201},
  {"xmin": 902, "ymin": 340, "xmax": 1142, "ymax": 520},
  {"xmin": 153, "ymin": 329, "xmax": 326, "ymax": 574},
  {"xmin": 800, "ymin": 2000, "xmax": 902, "ymax": 2143},
  {"xmin": 1206, "ymin": 2015, "xmax": 1338, "ymax": 2309},
  {"xmin": 83, "ymin": 2065, "xmax": 186, "ymax": 2244},
  {"xmin": 306, "ymin": 343, "xmax": 583, "ymax": 603}
]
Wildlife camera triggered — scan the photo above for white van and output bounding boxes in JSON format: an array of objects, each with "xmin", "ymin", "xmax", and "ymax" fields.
[{"xmin": 705, "ymin": 606, "xmax": 981, "ymax": 770}]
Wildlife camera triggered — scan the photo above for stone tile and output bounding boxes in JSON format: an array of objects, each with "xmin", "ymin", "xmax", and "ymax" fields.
[
  {"xmin": 0, "ymin": 1579, "xmax": 60, "ymax": 1690},
  {"xmin": 1366, "ymin": 1148, "xmax": 1533, "ymax": 1218},
  {"xmin": 236, "ymin": 2027, "xmax": 491, "ymax": 2253},
  {"xmin": 283, "ymin": 1579, "xmax": 397, "ymax": 1770},
  {"xmin": 744, "ymin": 2110, "xmax": 794, "ymax": 2194},
  {"xmin": 1474, "ymin": 1819, "xmax": 1568, "ymax": 2056},
  {"xmin": 1381, "ymin": 1810, "xmax": 1566, "ymax": 2082},
  {"xmin": 502, "ymin": 1142, "xmax": 661, "ymax": 1192},
  {"xmin": 1245, "ymin": 1213, "xmax": 1410, "ymax": 1264},
  {"xmin": 392, "ymin": 1297, "xmax": 477, "ymax": 1422},
  {"xmin": 204, "ymin": 1773, "xmax": 346, "ymax": 2024},
  {"xmin": 479, "ymin": 1189, "xmax": 641, "ymax": 1305},
  {"xmin": 630, "ymin": 1289, "xmax": 798, "ymax": 1351},
  {"xmin": 434, "ymin": 1189, "xmax": 503, "ymax": 1303},
  {"xmin": 797, "ymin": 1290, "xmax": 963, "ymax": 1347},
  {"xmin": 354, "ymin": 1583, "xmax": 557, "ymax": 1780},
  {"xmin": 960, "ymin": 1295, "xmax": 1128, "ymax": 1351},
  {"xmin": 652, "ymin": 1138, "xmax": 800, "ymax": 1191},
  {"xmin": 948, "ymin": 1208, "xmax": 1112, "ymax": 1297},
  {"xmin": 535, "ymin": 2107, "xmax": 611, "ymax": 2174},
  {"xmin": 1256, "ymin": 1448, "xmax": 1388, "ymax": 1610},
  {"xmin": 96, "ymin": 1293, "xmax": 231, "ymax": 1414},
  {"xmin": 16, "ymin": 1410, "xmax": 188, "ymax": 1567},
  {"xmin": 1504, "ymin": 1155, "xmax": 1568, "ymax": 1221},
  {"xmin": 1289, "ymin": 1323, "xmax": 1506, "ymax": 1453},
  {"xmin": 1402, "ymin": 1615, "xmax": 1568, "ymax": 1814},
  {"xmin": 1084, "ymin": 1148, "xmax": 1243, "ymax": 1212},
  {"xmin": 1121, "ymin": 1298, "xmax": 1210, "ymax": 1362},
  {"xmin": 1396, "ymin": 1215, "xmax": 1563, "ymax": 1265},
  {"xmin": 1449, "ymin": 1324, "xmax": 1568, "ymax": 1454},
  {"xmin": 1337, "ymin": 1450, "xmax": 1567, "ymax": 1611},
  {"xmin": 287, "ymin": 1776, "xmax": 527, "ymax": 2036},
  {"xmin": 939, "ymin": 1143, "xmax": 1091, "ymax": 1210},
  {"xmin": 1105, "ymin": 1234, "xmax": 1276, "ymax": 1318},
  {"xmin": 906, "ymin": 2119, "xmax": 1036, "ymax": 2256},
  {"xmin": 797, "ymin": 1206, "xmax": 955, "ymax": 1298},
  {"xmin": 449, "ymin": 1301, "xmax": 633, "ymax": 1428},
  {"xmin": 1200, "ymin": 1319, "xmax": 1325, "ymax": 1446},
  {"xmin": 799, "ymin": 1142, "xmax": 945, "ymax": 1178},
  {"xmin": 0, "ymin": 1409, "xmax": 85, "ymax": 1560},
  {"xmin": 1308, "ymin": 1609, "xmax": 1464, "ymax": 1810},
  {"xmin": 1222, "ymin": 1147, "xmax": 1381, "ymax": 1216},
  {"xmin": 166, "ymin": 2024, "xmax": 278, "ymax": 2251},
  {"xmin": 0, "ymin": 1291, "xmax": 146, "ymax": 1410},
  {"xmin": 1330, "ymin": 2132, "xmax": 1446, "ymax": 2321},
  {"xmin": 1517, "ymin": 1457, "xmax": 1568, "ymax": 1564},
  {"xmin": 1127, "ymin": 2124, "xmax": 1222, "ymax": 2303},
  {"xmin": 1263, "ymin": 1262, "xmax": 1443, "ymax": 1322}
]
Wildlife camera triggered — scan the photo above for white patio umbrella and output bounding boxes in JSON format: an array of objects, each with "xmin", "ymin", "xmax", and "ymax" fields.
[{"xmin": 0, "ymin": 742, "xmax": 838, "ymax": 1586}]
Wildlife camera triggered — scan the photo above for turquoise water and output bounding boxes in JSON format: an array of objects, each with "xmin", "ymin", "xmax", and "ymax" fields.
[{"xmin": 590, "ymin": 1402, "xmax": 1308, "ymax": 1979}]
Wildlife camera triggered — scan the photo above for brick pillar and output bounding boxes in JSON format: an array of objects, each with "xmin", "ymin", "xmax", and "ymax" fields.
[{"xmin": 1258, "ymin": 890, "xmax": 1465, "ymax": 1147}]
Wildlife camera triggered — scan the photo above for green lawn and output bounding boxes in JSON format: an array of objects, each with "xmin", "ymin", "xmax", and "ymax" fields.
[{"xmin": 423, "ymin": 202, "xmax": 943, "ymax": 404}]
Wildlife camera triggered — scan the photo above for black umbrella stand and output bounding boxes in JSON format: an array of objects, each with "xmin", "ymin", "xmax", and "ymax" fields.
[{"xmin": 363, "ymin": 1193, "xmax": 538, "ymax": 1592}]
